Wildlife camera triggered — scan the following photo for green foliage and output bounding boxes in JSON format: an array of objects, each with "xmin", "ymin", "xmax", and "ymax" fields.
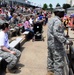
[
  {"xmin": 49, "ymin": 3, "xmax": 53, "ymax": 12},
  {"xmin": 63, "ymin": 4, "xmax": 71, "ymax": 9},
  {"xmin": 42, "ymin": 3, "xmax": 48, "ymax": 10},
  {"xmin": 49, "ymin": 3, "xmax": 53, "ymax": 8},
  {"xmin": 62, "ymin": 4, "xmax": 71, "ymax": 13},
  {"xmin": 56, "ymin": 3, "xmax": 61, "ymax": 7}
]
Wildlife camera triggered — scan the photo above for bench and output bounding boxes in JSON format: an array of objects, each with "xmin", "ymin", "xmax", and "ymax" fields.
[
  {"xmin": 22, "ymin": 31, "xmax": 30, "ymax": 40},
  {"xmin": 9, "ymin": 37, "xmax": 23, "ymax": 50}
]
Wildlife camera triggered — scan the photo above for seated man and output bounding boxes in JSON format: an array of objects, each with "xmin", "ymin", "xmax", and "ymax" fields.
[{"xmin": 0, "ymin": 23, "xmax": 21, "ymax": 73}]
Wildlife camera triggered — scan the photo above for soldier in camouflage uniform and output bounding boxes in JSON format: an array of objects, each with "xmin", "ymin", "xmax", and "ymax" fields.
[
  {"xmin": 47, "ymin": 7, "xmax": 71, "ymax": 75},
  {"xmin": 0, "ymin": 23, "xmax": 21, "ymax": 73}
]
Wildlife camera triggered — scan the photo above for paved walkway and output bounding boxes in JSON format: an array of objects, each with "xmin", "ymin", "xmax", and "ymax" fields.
[{"xmin": 6, "ymin": 25, "xmax": 48, "ymax": 75}]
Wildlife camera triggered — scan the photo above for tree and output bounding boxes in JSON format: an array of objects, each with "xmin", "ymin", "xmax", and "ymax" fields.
[
  {"xmin": 63, "ymin": 4, "xmax": 71, "ymax": 13},
  {"xmin": 49, "ymin": 3, "xmax": 53, "ymax": 12},
  {"xmin": 56, "ymin": 3, "xmax": 61, "ymax": 7},
  {"xmin": 42, "ymin": 3, "xmax": 48, "ymax": 10},
  {"xmin": 49, "ymin": 3, "xmax": 53, "ymax": 8},
  {"xmin": 63, "ymin": 4, "xmax": 71, "ymax": 9}
]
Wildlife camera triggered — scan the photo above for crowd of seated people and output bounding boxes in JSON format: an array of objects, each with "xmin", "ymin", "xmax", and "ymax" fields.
[{"xmin": 0, "ymin": 2, "xmax": 50, "ymax": 73}]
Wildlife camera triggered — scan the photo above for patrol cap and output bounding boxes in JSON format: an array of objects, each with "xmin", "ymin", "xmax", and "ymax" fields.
[{"xmin": 54, "ymin": 6, "xmax": 65, "ymax": 12}]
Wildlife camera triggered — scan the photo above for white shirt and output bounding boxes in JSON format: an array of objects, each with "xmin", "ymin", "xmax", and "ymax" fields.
[
  {"xmin": 29, "ymin": 18, "xmax": 33, "ymax": 25},
  {"xmin": 0, "ymin": 31, "xmax": 10, "ymax": 49}
]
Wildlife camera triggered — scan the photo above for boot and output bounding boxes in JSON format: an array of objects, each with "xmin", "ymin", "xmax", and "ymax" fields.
[
  {"xmin": 46, "ymin": 71, "xmax": 54, "ymax": 75},
  {"xmin": 6, "ymin": 67, "xmax": 17, "ymax": 73}
]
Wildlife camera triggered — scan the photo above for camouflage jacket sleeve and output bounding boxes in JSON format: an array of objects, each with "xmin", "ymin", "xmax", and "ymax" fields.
[{"xmin": 53, "ymin": 19, "xmax": 66, "ymax": 43}]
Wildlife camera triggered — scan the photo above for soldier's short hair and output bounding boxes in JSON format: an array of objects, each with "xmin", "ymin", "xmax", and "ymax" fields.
[{"xmin": 1, "ymin": 23, "xmax": 9, "ymax": 30}]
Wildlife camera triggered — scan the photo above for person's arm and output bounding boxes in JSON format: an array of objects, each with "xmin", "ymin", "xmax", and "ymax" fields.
[
  {"xmin": 1, "ymin": 46, "xmax": 11, "ymax": 52},
  {"xmin": 53, "ymin": 20, "xmax": 67, "ymax": 43},
  {"xmin": 1, "ymin": 46, "xmax": 16, "ymax": 54},
  {"xmin": 0, "ymin": 35, "xmax": 16, "ymax": 54},
  {"xmin": 53, "ymin": 20, "xmax": 72, "ymax": 45}
]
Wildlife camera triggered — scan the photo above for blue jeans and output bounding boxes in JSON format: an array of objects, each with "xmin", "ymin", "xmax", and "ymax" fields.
[{"xmin": 25, "ymin": 29, "xmax": 34, "ymax": 33}]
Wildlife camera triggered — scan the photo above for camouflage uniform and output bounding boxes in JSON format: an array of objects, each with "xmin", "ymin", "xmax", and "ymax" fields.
[
  {"xmin": 47, "ymin": 16, "xmax": 66, "ymax": 75},
  {"xmin": 0, "ymin": 22, "xmax": 21, "ymax": 71},
  {"xmin": 0, "ymin": 47, "xmax": 21, "ymax": 70}
]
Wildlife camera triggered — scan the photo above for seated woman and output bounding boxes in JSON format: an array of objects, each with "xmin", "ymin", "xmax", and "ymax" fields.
[
  {"xmin": 0, "ymin": 23, "xmax": 21, "ymax": 73},
  {"xmin": 23, "ymin": 16, "xmax": 34, "ymax": 32},
  {"xmin": 23, "ymin": 16, "xmax": 34, "ymax": 39}
]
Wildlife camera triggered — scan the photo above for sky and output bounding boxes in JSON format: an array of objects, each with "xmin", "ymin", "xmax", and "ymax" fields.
[{"xmin": 28, "ymin": 0, "xmax": 66, "ymax": 8}]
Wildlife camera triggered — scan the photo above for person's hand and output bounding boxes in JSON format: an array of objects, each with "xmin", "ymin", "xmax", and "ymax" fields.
[
  {"xmin": 69, "ymin": 40, "xmax": 73, "ymax": 45},
  {"xmin": 10, "ymin": 51, "xmax": 16, "ymax": 54},
  {"xmin": 66, "ymin": 40, "xmax": 73, "ymax": 45}
]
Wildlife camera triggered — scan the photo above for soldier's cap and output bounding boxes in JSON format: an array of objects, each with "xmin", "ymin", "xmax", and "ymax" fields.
[{"xmin": 54, "ymin": 7, "xmax": 65, "ymax": 12}]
